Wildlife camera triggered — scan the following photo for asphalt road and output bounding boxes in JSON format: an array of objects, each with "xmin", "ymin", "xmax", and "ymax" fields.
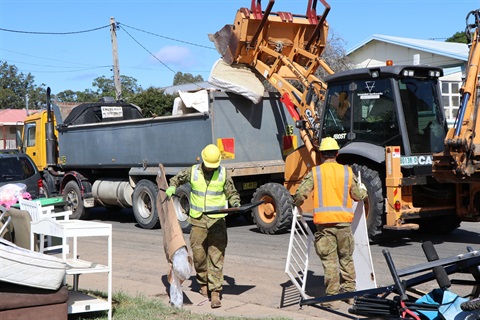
[{"xmin": 71, "ymin": 208, "xmax": 480, "ymax": 319}]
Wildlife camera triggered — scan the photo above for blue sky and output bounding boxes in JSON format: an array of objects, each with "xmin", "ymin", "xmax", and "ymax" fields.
[{"xmin": 0, "ymin": 0, "xmax": 477, "ymax": 95}]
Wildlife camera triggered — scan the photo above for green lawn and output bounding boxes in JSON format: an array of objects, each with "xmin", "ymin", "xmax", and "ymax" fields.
[{"xmin": 68, "ymin": 291, "xmax": 290, "ymax": 320}]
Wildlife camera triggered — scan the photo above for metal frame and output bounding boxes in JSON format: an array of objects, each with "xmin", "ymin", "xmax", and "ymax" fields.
[{"xmin": 299, "ymin": 245, "xmax": 480, "ymax": 318}]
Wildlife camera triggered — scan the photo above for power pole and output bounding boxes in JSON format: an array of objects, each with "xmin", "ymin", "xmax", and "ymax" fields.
[{"xmin": 110, "ymin": 17, "xmax": 122, "ymax": 101}]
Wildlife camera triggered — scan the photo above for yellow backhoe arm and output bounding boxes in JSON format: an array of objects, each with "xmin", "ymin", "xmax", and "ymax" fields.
[
  {"xmin": 210, "ymin": 0, "xmax": 334, "ymax": 163},
  {"xmin": 433, "ymin": 9, "xmax": 480, "ymax": 181}
]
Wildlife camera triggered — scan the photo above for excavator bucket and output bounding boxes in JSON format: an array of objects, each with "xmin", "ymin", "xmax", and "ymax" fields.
[{"xmin": 209, "ymin": 0, "xmax": 330, "ymax": 79}]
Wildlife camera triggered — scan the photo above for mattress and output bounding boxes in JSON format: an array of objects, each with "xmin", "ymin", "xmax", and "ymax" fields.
[{"xmin": 0, "ymin": 238, "xmax": 66, "ymax": 290}]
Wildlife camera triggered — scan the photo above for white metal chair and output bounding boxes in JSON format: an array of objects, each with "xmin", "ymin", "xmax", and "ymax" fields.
[{"xmin": 19, "ymin": 198, "xmax": 72, "ymax": 253}]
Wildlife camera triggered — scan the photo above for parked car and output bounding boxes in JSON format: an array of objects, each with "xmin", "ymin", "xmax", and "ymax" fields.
[{"xmin": 0, "ymin": 151, "xmax": 43, "ymax": 200}]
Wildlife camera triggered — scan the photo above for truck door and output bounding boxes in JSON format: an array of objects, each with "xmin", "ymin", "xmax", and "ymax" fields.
[{"xmin": 23, "ymin": 121, "xmax": 43, "ymax": 171}]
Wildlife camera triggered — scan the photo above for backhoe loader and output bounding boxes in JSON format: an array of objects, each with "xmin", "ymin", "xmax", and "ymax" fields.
[
  {"xmin": 432, "ymin": 9, "xmax": 480, "ymax": 221},
  {"xmin": 211, "ymin": 0, "xmax": 477, "ymax": 240}
]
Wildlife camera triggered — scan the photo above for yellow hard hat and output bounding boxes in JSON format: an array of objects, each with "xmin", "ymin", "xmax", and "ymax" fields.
[
  {"xmin": 319, "ymin": 137, "xmax": 340, "ymax": 151},
  {"xmin": 201, "ymin": 144, "xmax": 221, "ymax": 168}
]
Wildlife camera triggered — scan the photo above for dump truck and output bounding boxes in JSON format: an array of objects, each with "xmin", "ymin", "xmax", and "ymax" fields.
[
  {"xmin": 210, "ymin": 0, "xmax": 480, "ymax": 240},
  {"xmin": 20, "ymin": 89, "xmax": 299, "ymax": 229}
]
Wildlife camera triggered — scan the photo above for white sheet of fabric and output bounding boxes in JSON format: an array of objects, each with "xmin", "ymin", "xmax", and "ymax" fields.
[
  {"xmin": 208, "ymin": 59, "xmax": 265, "ymax": 104},
  {"xmin": 172, "ymin": 90, "xmax": 209, "ymax": 115}
]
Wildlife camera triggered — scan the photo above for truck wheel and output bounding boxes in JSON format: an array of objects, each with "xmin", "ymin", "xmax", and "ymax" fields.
[
  {"xmin": 42, "ymin": 180, "xmax": 51, "ymax": 198},
  {"xmin": 132, "ymin": 180, "xmax": 159, "ymax": 229},
  {"xmin": 352, "ymin": 164, "xmax": 384, "ymax": 241},
  {"xmin": 251, "ymin": 182, "xmax": 293, "ymax": 234},
  {"xmin": 173, "ymin": 184, "xmax": 192, "ymax": 232},
  {"xmin": 63, "ymin": 181, "xmax": 87, "ymax": 220}
]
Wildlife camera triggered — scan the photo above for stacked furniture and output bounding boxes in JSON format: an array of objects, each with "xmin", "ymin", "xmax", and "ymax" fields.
[
  {"xmin": 24, "ymin": 199, "xmax": 112, "ymax": 320},
  {"xmin": 0, "ymin": 200, "xmax": 113, "ymax": 320},
  {"xmin": 0, "ymin": 211, "xmax": 68, "ymax": 320}
]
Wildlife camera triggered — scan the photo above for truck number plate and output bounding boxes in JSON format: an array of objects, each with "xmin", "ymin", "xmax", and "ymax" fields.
[{"xmin": 243, "ymin": 182, "xmax": 257, "ymax": 190}]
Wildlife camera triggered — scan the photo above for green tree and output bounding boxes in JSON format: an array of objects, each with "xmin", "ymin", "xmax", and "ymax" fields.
[
  {"xmin": 172, "ymin": 72, "xmax": 204, "ymax": 85},
  {"xmin": 446, "ymin": 32, "xmax": 467, "ymax": 44},
  {"xmin": 92, "ymin": 75, "xmax": 141, "ymax": 101},
  {"xmin": 0, "ymin": 61, "xmax": 46, "ymax": 109},
  {"xmin": 130, "ymin": 87, "xmax": 177, "ymax": 117},
  {"xmin": 55, "ymin": 89, "xmax": 98, "ymax": 103}
]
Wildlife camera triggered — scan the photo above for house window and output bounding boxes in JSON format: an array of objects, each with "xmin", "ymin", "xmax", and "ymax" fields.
[{"xmin": 441, "ymin": 81, "xmax": 461, "ymax": 124}]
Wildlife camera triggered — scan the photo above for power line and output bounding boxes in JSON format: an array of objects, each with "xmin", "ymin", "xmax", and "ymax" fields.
[
  {"xmin": 0, "ymin": 48, "xmax": 106, "ymax": 67},
  {"xmin": 0, "ymin": 21, "xmax": 215, "ymax": 89},
  {"xmin": 0, "ymin": 25, "xmax": 110, "ymax": 35},
  {"xmin": 119, "ymin": 25, "xmax": 177, "ymax": 74},
  {"xmin": 118, "ymin": 22, "xmax": 216, "ymax": 50},
  {"xmin": 4, "ymin": 58, "xmax": 110, "ymax": 70},
  {"xmin": 119, "ymin": 24, "xmax": 209, "ymax": 90},
  {"xmin": 18, "ymin": 66, "xmax": 110, "ymax": 74}
]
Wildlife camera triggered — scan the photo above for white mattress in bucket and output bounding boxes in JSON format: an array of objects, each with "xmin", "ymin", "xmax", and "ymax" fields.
[{"xmin": 0, "ymin": 237, "xmax": 66, "ymax": 290}]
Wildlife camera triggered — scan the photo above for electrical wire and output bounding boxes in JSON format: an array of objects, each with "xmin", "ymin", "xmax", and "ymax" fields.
[
  {"xmin": 0, "ymin": 25, "xmax": 110, "ymax": 35},
  {"xmin": 118, "ymin": 23, "xmax": 216, "ymax": 50},
  {"xmin": 118, "ymin": 25, "xmax": 206, "ymax": 90},
  {"xmin": 0, "ymin": 21, "xmax": 216, "ymax": 89}
]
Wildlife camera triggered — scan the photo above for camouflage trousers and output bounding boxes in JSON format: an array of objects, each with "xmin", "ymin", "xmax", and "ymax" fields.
[
  {"xmin": 314, "ymin": 224, "xmax": 356, "ymax": 296},
  {"xmin": 189, "ymin": 218, "xmax": 227, "ymax": 292}
]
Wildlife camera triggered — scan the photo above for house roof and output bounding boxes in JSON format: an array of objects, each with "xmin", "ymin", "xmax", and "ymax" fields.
[
  {"xmin": 347, "ymin": 34, "xmax": 469, "ymax": 62},
  {"xmin": 0, "ymin": 109, "xmax": 38, "ymax": 125}
]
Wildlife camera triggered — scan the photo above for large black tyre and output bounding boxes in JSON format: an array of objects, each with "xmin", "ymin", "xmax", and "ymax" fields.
[
  {"xmin": 173, "ymin": 184, "xmax": 192, "ymax": 233},
  {"xmin": 251, "ymin": 182, "xmax": 293, "ymax": 234},
  {"xmin": 63, "ymin": 180, "xmax": 87, "ymax": 220},
  {"xmin": 351, "ymin": 164, "xmax": 384, "ymax": 241},
  {"xmin": 132, "ymin": 180, "xmax": 159, "ymax": 229}
]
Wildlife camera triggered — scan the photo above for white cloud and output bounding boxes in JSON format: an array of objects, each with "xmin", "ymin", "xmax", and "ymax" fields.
[{"xmin": 151, "ymin": 46, "xmax": 195, "ymax": 68}]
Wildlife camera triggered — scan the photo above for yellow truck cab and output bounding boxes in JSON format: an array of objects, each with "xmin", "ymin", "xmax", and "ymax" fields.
[{"xmin": 22, "ymin": 110, "xmax": 55, "ymax": 171}]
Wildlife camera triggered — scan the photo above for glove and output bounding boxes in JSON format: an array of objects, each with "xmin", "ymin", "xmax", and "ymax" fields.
[
  {"xmin": 352, "ymin": 171, "xmax": 368, "ymax": 200},
  {"xmin": 233, "ymin": 202, "xmax": 241, "ymax": 208},
  {"xmin": 165, "ymin": 186, "xmax": 176, "ymax": 198}
]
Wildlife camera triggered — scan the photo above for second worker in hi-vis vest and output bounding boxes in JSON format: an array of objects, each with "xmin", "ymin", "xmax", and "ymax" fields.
[
  {"xmin": 166, "ymin": 144, "xmax": 241, "ymax": 309},
  {"xmin": 293, "ymin": 137, "xmax": 367, "ymax": 310}
]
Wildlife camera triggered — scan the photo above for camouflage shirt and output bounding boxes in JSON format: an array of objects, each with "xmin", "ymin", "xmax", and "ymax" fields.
[{"xmin": 169, "ymin": 164, "xmax": 241, "ymax": 207}]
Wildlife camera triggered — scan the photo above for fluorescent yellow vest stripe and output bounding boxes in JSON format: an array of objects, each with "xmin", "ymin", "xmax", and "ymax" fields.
[{"xmin": 190, "ymin": 164, "xmax": 227, "ymax": 218}]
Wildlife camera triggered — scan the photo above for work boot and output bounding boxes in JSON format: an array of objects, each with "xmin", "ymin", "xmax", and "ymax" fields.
[
  {"xmin": 199, "ymin": 285, "xmax": 208, "ymax": 297},
  {"xmin": 340, "ymin": 289, "xmax": 354, "ymax": 305},
  {"xmin": 211, "ymin": 291, "xmax": 221, "ymax": 308},
  {"xmin": 320, "ymin": 300, "xmax": 340, "ymax": 310}
]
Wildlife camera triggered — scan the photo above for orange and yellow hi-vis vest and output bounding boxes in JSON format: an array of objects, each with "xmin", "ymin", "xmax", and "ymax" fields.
[{"xmin": 312, "ymin": 162, "xmax": 354, "ymax": 225}]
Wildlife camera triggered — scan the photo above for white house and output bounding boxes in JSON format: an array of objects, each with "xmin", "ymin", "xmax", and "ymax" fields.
[{"xmin": 346, "ymin": 34, "xmax": 469, "ymax": 124}]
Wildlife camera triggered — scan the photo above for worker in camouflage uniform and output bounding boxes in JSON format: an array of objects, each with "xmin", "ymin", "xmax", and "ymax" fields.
[
  {"xmin": 166, "ymin": 144, "xmax": 241, "ymax": 308},
  {"xmin": 293, "ymin": 137, "xmax": 367, "ymax": 310}
]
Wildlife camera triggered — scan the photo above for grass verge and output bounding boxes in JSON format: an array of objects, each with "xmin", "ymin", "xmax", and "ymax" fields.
[{"xmin": 68, "ymin": 290, "xmax": 290, "ymax": 320}]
